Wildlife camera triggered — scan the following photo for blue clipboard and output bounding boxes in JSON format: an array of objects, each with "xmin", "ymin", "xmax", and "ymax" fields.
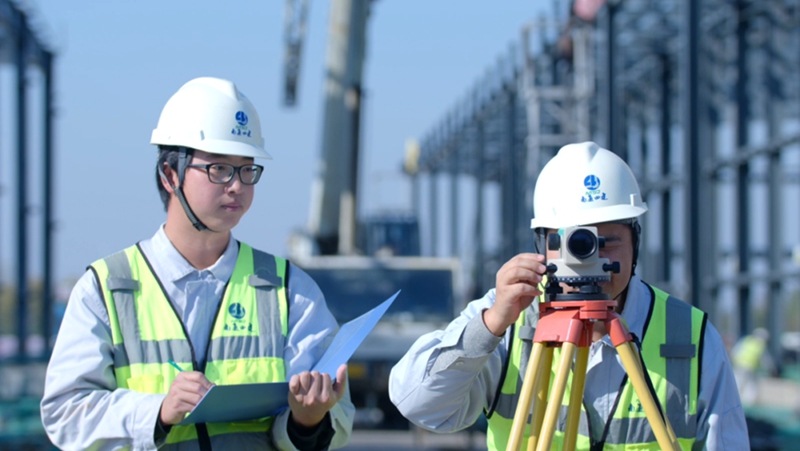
[
  {"xmin": 178, "ymin": 382, "xmax": 289, "ymax": 424},
  {"xmin": 179, "ymin": 290, "xmax": 400, "ymax": 425}
]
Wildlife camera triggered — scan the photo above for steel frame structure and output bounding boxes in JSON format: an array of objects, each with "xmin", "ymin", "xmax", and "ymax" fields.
[
  {"xmin": 414, "ymin": 0, "xmax": 800, "ymax": 352},
  {"xmin": 0, "ymin": 0, "xmax": 55, "ymax": 363}
]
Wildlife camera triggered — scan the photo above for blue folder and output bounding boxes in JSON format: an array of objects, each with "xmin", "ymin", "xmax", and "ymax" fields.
[{"xmin": 179, "ymin": 290, "xmax": 400, "ymax": 425}]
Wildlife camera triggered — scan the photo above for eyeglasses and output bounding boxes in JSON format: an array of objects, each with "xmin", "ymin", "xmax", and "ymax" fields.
[{"xmin": 186, "ymin": 163, "xmax": 264, "ymax": 185}]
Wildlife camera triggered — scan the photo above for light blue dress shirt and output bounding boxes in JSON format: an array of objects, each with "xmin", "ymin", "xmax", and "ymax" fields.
[{"xmin": 41, "ymin": 226, "xmax": 354, "ymax": 450}]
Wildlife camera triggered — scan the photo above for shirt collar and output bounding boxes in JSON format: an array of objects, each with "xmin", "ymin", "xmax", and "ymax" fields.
[
  {"xmin": 599, "ymin": 274, "xmax": 650, "ymax": 346},
  {"xmin": 148, "ymin": 225, "xmax": 239, "ymax": 283},
  {"xmin": 618, "ymin": 274, "xmax": 649, "ymax": 340}
]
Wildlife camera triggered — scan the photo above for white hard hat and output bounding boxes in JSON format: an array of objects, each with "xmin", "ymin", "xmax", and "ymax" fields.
[
  {"xmin": 150, "ymin": 77, "xmax": 271, "ymax": 159},
  {"xmin": 531, "ymin": 142, "xmax": 647, "ymax": 229},
  {"xmin": 753, "ymin": 328, "xmax": 770, "ymax": 341}
]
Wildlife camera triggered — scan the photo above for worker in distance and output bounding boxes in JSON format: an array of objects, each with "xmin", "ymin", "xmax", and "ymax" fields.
[
  {"xmin": 41, "ymin": 77, "xmax": 354, "ymax": 450},
  {"xmin": 389, "ymin": 141, "xmax": 748, "ymax": 450}
]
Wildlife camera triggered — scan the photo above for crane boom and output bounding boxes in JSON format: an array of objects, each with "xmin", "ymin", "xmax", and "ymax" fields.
[
  {"xmin": 282, "ymin": 0, "xmax": 310, "ymax": 107},
  {"xmin": 307, "ymin": 0, "xmax": 371, "ymax": 255}
]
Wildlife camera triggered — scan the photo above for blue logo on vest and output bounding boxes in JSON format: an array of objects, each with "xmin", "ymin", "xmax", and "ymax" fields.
[
  {"xmin": 628, "ymin": 401, "xmax": 644, "ymax": 413},
  {"xmin": 584, "ymin": 174, "xmax": 601, "ymax": 190},
  {"xmin": 228, "ymin": 303, "xmax": 246, "ymax": 319},
  {"xmin": 235, "ymin": 111, "xmax": 248, "ymax": 126}
]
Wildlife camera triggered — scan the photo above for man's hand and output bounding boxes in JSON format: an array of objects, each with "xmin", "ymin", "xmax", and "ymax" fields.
[
  {"xmin": 483, "ymin": 253, "xmax": 547, "ymax": 336},
  {"xmin": 159, "ymin": 372, "xmax": 214, "ymax": 425},
  {"xmin": 288, "ymin": 364, "xmax": 347, "ymax": 428}
]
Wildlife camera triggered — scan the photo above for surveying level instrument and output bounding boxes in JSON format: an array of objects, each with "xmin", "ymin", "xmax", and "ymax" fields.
[{"xmin": 506, "ymin": 227, "xmax": 681, "ymax": 451}]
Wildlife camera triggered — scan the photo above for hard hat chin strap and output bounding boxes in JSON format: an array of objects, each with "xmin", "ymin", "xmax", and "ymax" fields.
[
  {"xmin": 630, "ymin": 221, "xmax": 641, "ymax": 275},
  {"xmin": 533, "ymin": 228, "xmax": 547, "ymax": 255},
  {"xmin": 158, "ymin": 147, "xmax": 214, "ymax": 232}
]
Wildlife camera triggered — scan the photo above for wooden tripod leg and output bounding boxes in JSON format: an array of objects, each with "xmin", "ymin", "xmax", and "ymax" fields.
[
  {"xmin": 616, "ymin": 341, "xmax": 681, "ymax": 451},
  {"xmin": 535, "ymin": 342, "xmax": 577, "ymax": 451},
  {"xmin": 562, "ymin": 346, "xmax": 589, "ymax": 451},
  {"xmin": 526, "ymin": 347, "xmax": 553, "ymax": 451},
  {"xmin": 507, "ymin": 342, "xmax": 547, "ymax": 451}
]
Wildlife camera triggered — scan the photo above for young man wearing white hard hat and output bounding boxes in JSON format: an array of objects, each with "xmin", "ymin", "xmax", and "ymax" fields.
[
  {"xmin": 389, "ymin": 142, "xmax": 748, "ymax": 450},
  {"xmin": 41, "ymin": 77, "xmax": 354, "ymax": 450}
]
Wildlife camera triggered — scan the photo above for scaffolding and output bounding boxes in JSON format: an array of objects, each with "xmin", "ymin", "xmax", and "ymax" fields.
[{"xmin": 413, "ymin": 0, "xmax": 800, "ymax": 359}]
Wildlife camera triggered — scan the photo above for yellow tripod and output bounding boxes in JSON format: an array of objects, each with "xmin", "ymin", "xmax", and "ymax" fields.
[{"xmin": 505, "ymin": 298, "xmax": 682, "ymax": 451}]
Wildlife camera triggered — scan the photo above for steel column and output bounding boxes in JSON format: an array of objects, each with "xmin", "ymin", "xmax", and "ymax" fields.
[
  {"xmin": 766, "ymin": 15, "xmax": 784, "ymax": 361},
  {"xmin": 429, "ymin": 168, "xmax": 438, "ymax": 257},
  {"xmin": 15, "ymin": 11, "xmax": 28, "ymax": 362},
  {"xmin": 475, "ymin": 111, "xmax": 486, "ymax": 297},
  {"xmin": 660, "ymin": 54, "xmax": 672, "ymax": 284},
  {"xmin": 736, "ymin": 0, "xmax": 751, "ymax": 334},
  {"xmin": 683, "ymin": 0, "xmax": 704, "ymax": 308},
  {"xmin": 42, "ymin": 52, "xmax": 54, "ymax": 356},
  {"xmin": 450, "ymin": 115, "xmax": 459, "ymax": 258}
]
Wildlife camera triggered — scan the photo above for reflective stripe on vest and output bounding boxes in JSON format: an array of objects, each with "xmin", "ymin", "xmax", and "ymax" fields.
[
  {"xmin": 90, "ymin": 242, "xmax": 289, "ymax": 444},
  {"xmin": 485, "ymin": 284, "xmax": 706, "ymax": 451}
]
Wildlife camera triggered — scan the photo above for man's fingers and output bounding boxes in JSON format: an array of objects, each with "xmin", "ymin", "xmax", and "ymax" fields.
[
  {"xmin": 510, "ymin": 253, "xmax": 546, "ymax": 263},
  {"xmin": 497, "ymin": 258, "xmax": 548, "ymax": 286},
  {"xmin": 289, "ymin": 374, "xmax": 299, "ymax": 392},
  {"xmin": 167, "ymin": 378, "xmax": 207, "ymax": 407},
  {"xmin": 290, "ymin": 371, "xmax": 324, "ymax": 396},
  {"xmin": 502, "ymin": 282, "xmax": 543, "ymax": 300},
  {"xmin": 334, "ymin": 364, "xmax": 347, "ymax": 394},
  {"xmin": 181, "ymin": 372, "xmax": 215, "ymax": 390},
  {"xmin": 299, "ymin": 371, "xmax": 313, "ymax": 391},
  {"xmin": 289, "ymin": 368, "xmax": 347, "ymax": 408},
  {"xmin": 289, "ymin": 373, "xmax": 306, "ymax": 394},
  {"xmin": 505, "ymin": 267, "xmax": 544, "ymax": 286},
  {"xmin": 171, "ymin": 378, "xmax": 211, "ymax": 397},
  {"xmin": 185, "ymin": 381, "xmax": 206, "ymax": 395},
  {"xmin": 504, "ymin": 254, "xmax": 546, "ymax": 272},
  {"xmin": 170, "ymin": 386, "xmax": 205, "ymax": 406},
  {"xmin": 318, "ymin": 373, "xmax": 333, "ymax": 404},
  {"xmin": 321, "ymin": 372, "xmax": 333, "ymax": 393},
  {"xmin": 307, "ymin": 372, "xmax": 323, "ymax": 398}
]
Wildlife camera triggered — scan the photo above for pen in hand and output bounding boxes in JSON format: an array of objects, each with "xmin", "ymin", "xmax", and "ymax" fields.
[{"xmin": 168, "ymin": 360, "xmax": 184, "ymax": 372}]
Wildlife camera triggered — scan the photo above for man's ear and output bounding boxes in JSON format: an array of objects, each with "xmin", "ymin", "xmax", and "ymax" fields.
[{"xmin": 160, "ymin": 162, "xmax": 179, "ymax": 194}]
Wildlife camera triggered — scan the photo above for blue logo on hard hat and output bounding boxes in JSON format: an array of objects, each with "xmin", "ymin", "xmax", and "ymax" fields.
[
  {"xmin": 581, "ymin": 174, "xmax": 607, "ymax": 203},
  {"xmin": 235, "ymin": 111, "xmax": 248, "ymax": 126},
  {"xmin": 584, "ymin": 175, "xmax": 601, "ymax": 190},
  {"xmin": 228, "ymin": 303, "xmax": 246, "ymax": 319}
]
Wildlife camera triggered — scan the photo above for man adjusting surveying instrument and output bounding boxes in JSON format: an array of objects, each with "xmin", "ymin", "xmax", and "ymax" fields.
[
  {"xmin": 507, "ymin": 222, "xmax": 679, "ymax": 451},
  {"xmin": 389, "ymin": 142, "xmax": 748, "ymax": 450}
]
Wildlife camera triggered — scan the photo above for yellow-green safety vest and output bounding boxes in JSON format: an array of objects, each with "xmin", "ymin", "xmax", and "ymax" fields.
[
  {"xmin": 733, "ymin": 336, "xmax": 766, "ymax": 371},
  {"xmin": 89, "ymin": 242, "xmax": 289, "ymax": 445},
  {"xmin": 485, "ymin": 284, "xmax": 707, "ymax": 451}
]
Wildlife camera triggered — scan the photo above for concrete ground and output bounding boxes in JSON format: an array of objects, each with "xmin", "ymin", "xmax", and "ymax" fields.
[
  {"xmin": 752, "ymin": 376, "xmax": 800, "ymax": 410},
  {"xmin": 342, "ymin": 428, "xmax": 488, "ymax": 451},
  {"xmin": 2, "ymin": 363, "xmax": 799, "ymax": 450}
]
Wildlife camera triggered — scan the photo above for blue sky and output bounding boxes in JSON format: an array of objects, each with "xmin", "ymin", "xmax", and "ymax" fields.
[{"xmin": 1, "ymin": 0, "xmax": 549, "ymax": 285}]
